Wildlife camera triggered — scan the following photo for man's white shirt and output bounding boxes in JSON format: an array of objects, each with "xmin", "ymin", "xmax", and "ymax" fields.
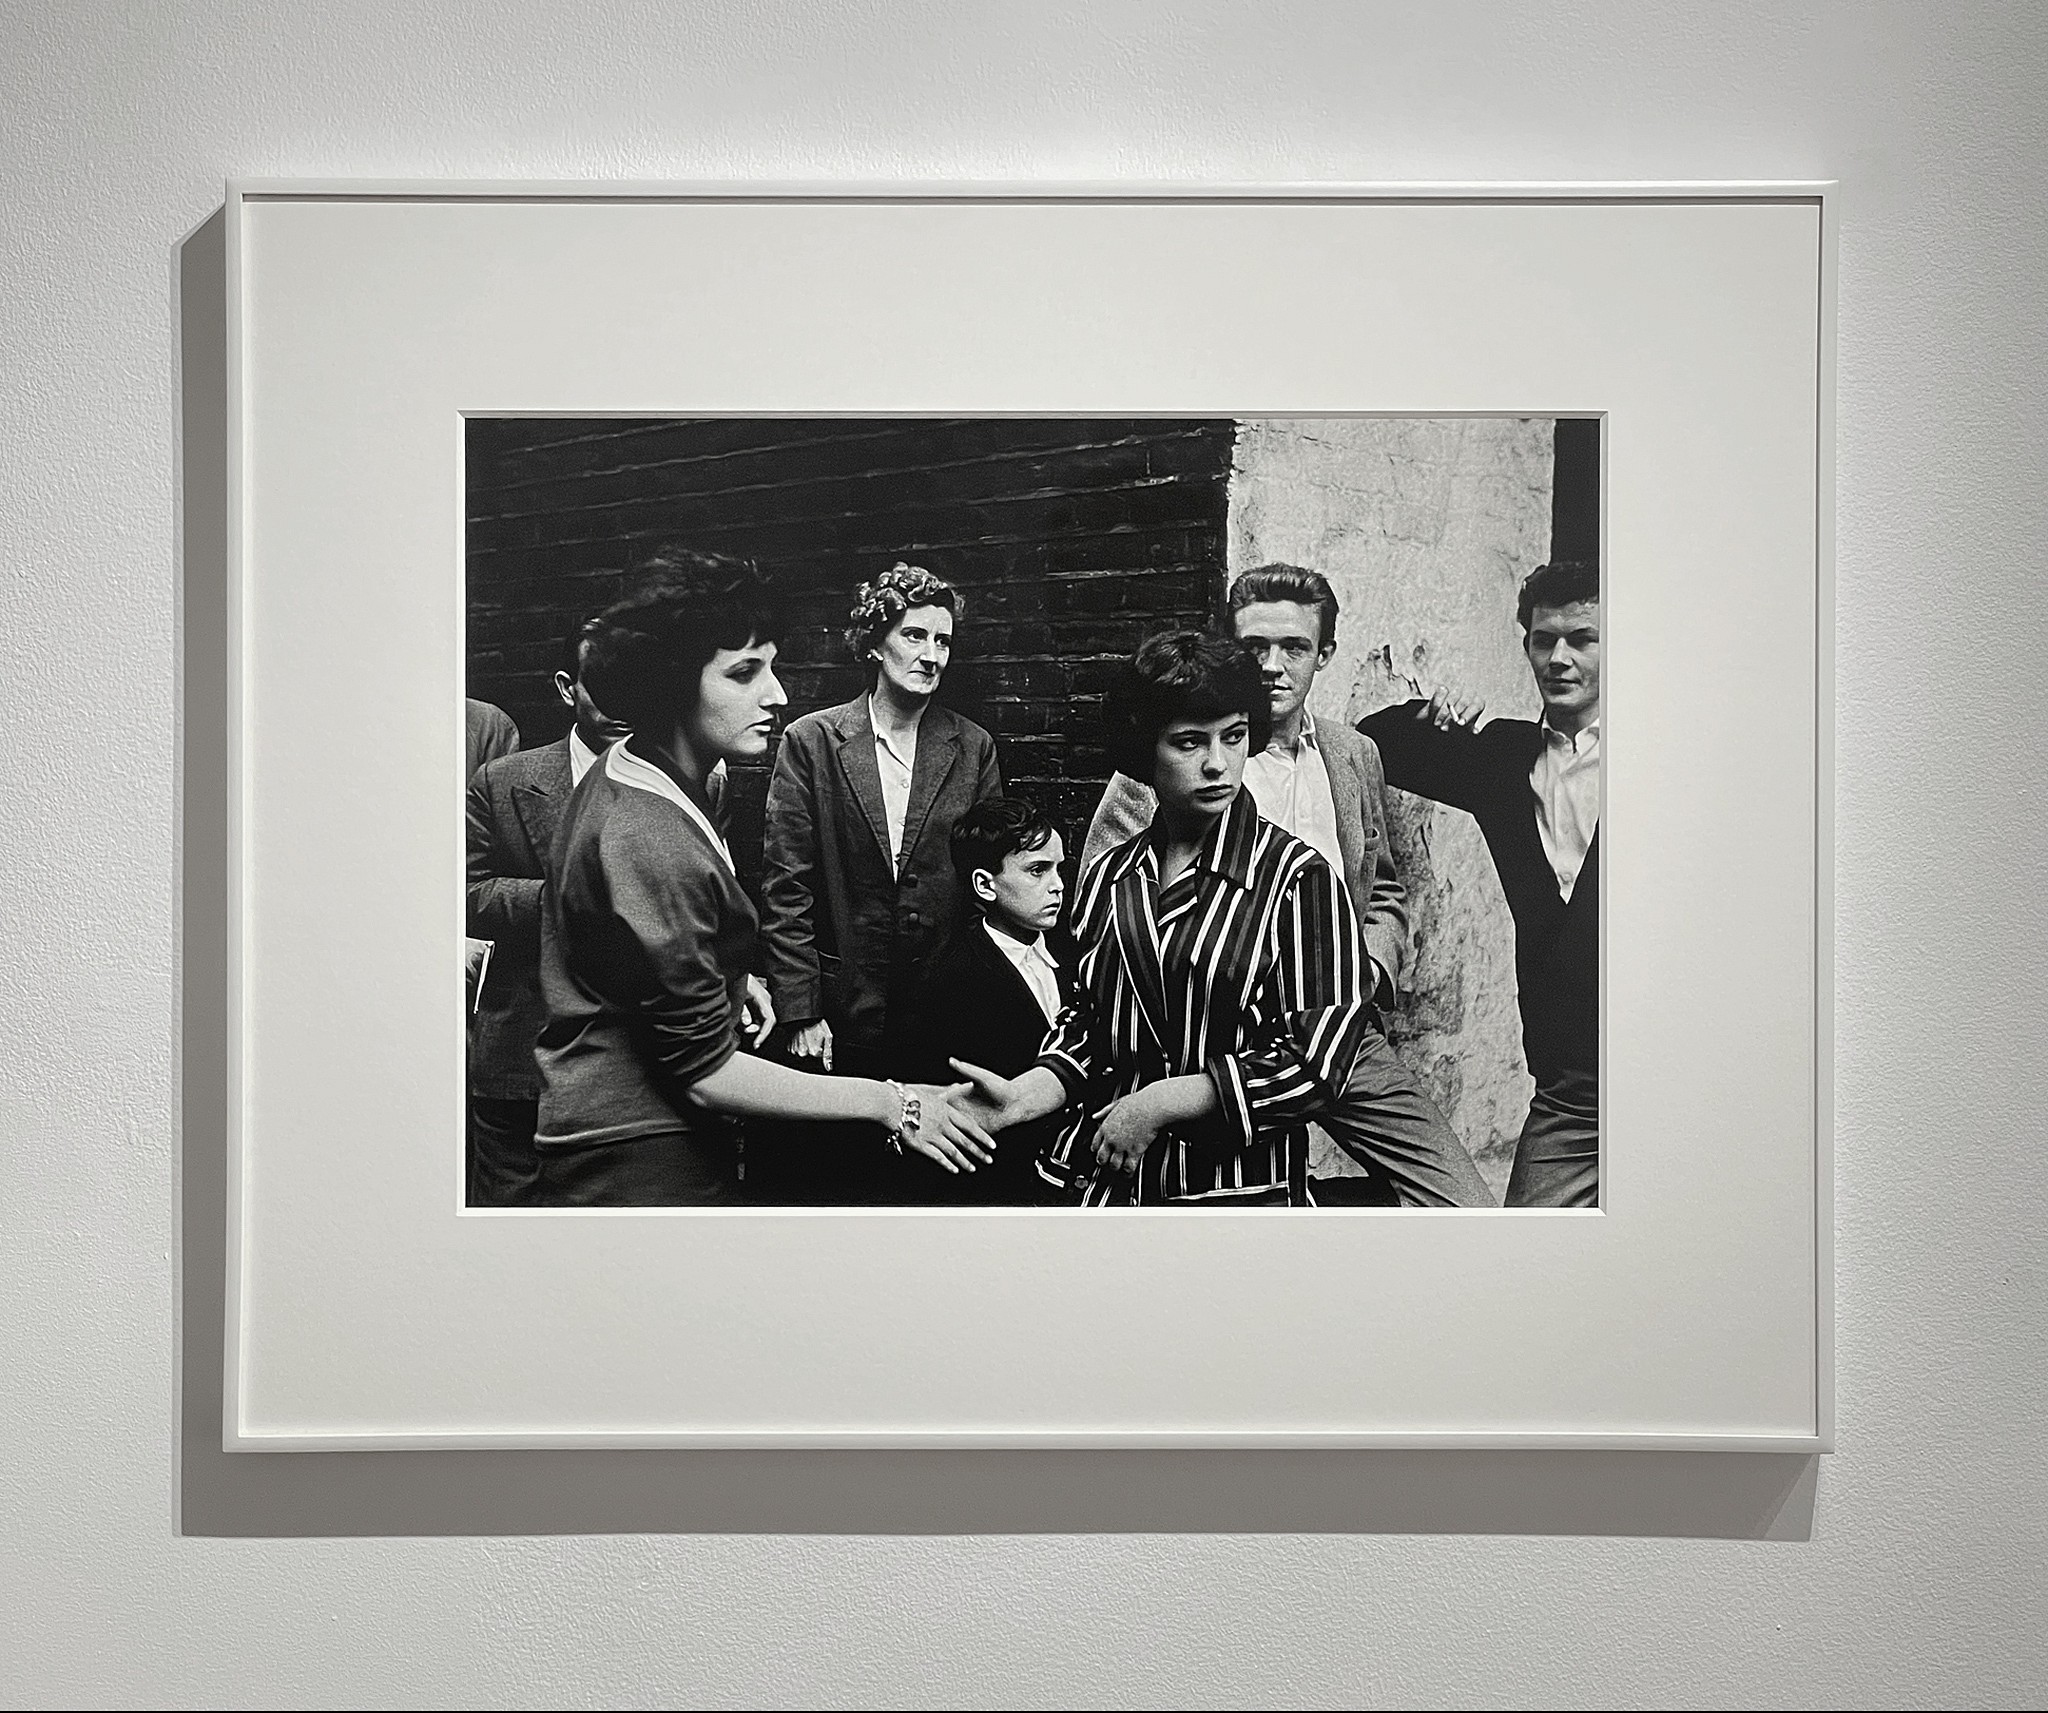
[
  {"xmin": 568, "ymin": 726, "xmax": 601, "ymax": 786},
  {"xmin": 1531, "ymin": 717, "xmax": 1600, "ymax": 901},
  {"xmin": 1241, "ymin": 711, "xmax": 1344, "ymax": 878},
  {"xmin": 1243, "ymin": 710, "xmax": 1388, "ymax": 996}
]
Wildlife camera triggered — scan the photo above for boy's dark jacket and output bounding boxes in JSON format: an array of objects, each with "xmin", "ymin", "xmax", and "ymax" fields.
[
  {"xmin": 901, "ymin": 918, "xmax": 1078, "ymax": 1085},
  {"xmin": 900, "ymin": 916, "xmax": 1078, "ymax": 1201}
]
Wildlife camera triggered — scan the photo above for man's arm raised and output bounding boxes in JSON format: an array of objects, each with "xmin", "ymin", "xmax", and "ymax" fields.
[{"xmin": 1356, "ymin": 688, "xmax": 1491, "ymax": 815}]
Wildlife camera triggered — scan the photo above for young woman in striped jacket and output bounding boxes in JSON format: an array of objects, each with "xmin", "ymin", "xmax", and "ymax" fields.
[{"xmin": 954, "ymin": 630, "xmax": 1373, "ymax": 1207}]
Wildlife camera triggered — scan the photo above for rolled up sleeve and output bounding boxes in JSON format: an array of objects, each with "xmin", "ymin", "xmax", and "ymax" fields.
[
  {"xmin": 601, "ymin": 842, "xmax": 741, "ymax": 1094},
  {"xmin": 1201, "ymin": 855, "xmax": 1370, "ymax": 1152}
]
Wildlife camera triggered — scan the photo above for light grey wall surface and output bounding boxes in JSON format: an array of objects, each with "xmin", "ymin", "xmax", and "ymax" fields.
[
  {"xmin": 3, "ymin": 3, "xmax": 2044, "ymax": 1707},
  {"xmin": 1231, "ymin": 417, "xmax": 1554, "ymax": 1184}
]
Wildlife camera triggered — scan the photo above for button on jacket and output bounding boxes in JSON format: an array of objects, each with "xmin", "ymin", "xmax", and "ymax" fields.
[{"xmin": 760, "ymin": 693, "xmax": 1001, "ymax": 1061}]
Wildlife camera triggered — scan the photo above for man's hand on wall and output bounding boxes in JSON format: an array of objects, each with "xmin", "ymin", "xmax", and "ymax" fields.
[{"xmin": 1420, "ymin": 686, "xmax": 1487, "ymax": 731}]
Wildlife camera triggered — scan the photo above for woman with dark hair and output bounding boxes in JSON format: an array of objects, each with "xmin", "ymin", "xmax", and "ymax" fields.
[
  {"xmin": 954, "ymin": 631, "xmax": 1373, "ymax": 1207},
  {"xmin": 530, "ymin": 549, "xmax": 995, "ymax": 1206}
]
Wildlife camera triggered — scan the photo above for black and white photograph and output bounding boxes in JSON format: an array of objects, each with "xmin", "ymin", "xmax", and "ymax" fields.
[{"xmin": 464, "ymin": 415, "xmax": 1602, "ymax": 1211}]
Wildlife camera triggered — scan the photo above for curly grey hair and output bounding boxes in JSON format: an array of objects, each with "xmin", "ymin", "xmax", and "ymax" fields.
[{"xmin": 844, "ymin": 561, "xmax": 964, "ymax": 663}]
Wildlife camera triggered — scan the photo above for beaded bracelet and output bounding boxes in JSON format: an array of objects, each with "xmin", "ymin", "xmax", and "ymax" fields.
[{"xmin": 884, "ymin": 1080, "xmax": 921, "ymax": 1156}]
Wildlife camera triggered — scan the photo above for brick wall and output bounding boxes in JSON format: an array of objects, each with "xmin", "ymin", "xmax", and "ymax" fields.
[{"xmin": 467, "ymin": 418, "xmax": 1236, "ymax": 887}]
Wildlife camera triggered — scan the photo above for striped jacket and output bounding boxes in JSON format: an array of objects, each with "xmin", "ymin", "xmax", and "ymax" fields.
[{"xmin": 1034, "ymin": 788, "xmax": 1372, "ymax": 1207}]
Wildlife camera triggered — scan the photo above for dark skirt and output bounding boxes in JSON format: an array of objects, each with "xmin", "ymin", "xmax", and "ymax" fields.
[{"xmin": 532, "ymin": 1128, "xmax": 737, "ymax": 1207}]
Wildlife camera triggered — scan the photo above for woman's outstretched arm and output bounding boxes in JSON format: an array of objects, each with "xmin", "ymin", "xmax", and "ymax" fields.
[{"xmin": 687, "ymin": 1051, "xmax": 994, "ymax": 1175}]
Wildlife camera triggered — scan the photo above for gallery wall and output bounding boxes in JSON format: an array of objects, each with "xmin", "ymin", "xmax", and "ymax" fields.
[{"xmin": 4, "ymin": 3, "xmax": 2044, "ymax": 1707}]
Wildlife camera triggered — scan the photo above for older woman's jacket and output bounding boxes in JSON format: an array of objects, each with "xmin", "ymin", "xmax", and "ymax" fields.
[{"xmin": 759, "ymin": 694, "xmax": 1000, "ymax": 1063}]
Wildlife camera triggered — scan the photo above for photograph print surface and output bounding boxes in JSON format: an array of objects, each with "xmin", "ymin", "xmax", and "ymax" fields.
[{"xmin": 463, "ymin": 416, "xmax": 1601, "ymax": 1212}]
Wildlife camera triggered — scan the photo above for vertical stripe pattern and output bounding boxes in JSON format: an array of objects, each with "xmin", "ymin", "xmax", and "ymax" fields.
[{"xmin": 1034, "ymin": 790, "xmax": 1370, "ymax": 1206}]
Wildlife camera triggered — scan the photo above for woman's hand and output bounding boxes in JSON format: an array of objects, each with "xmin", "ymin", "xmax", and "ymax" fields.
[
  {"xmin": 900, "ymin": 1081, "xmax": 998, "ymax": 1175},
  {"xmin": 1090, "ymin": 1089, "xmax": 1165, "ymax": 1177}
]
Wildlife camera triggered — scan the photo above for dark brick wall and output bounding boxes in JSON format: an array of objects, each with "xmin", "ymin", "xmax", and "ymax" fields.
[{"xmin": 466, "ymin": 418, "xmax": 1236, "ymax": 887}]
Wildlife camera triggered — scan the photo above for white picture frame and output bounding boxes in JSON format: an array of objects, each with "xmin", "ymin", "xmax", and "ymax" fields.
[{"xmin": 224, "ymin": 182, "xmax": 1832, "ymax": 1451}]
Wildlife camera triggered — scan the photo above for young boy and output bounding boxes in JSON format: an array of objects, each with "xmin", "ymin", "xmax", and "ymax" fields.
[{"xmin": 898, "ymin": 796, "xmax": 1074, "ymax": 1204}]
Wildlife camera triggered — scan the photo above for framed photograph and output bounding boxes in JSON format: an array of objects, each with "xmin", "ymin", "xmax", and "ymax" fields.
[{"xmin": 226, "ymin": 182, "xmax": 1830, "ymax": 1448}]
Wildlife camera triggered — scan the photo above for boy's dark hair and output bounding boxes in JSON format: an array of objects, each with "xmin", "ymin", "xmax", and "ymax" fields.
[
  {"xmin": 1516, "ymin": 560, "xmax": 1600, "ymax": 631},
  {"xmin": 950, "ymin": 796, "xmax": 1059, "ymax": 891},
  {"xmin": 844, "ymin": 561, "xmax": 964, "ymax": 664},
  {"xmin": 1229, "ymin": 563, "xmax": 1340, "ymax": 650},
  {"xmin": 580, "ymin": 545, "xmax": 782, "ymax": 734},
  {"xmin": 1102, "ymin": 629, "xmax": 1272, "ymax": 785}
]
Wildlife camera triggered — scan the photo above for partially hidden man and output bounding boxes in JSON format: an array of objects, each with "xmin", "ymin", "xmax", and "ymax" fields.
[
  {"xmin": 1082, "ymin": 565, "xmax": 1490, "ymax": 1207},
  {"xmin": 462, "ymin": 697, "xmax": 524, "ymax": 1013},
  {"xmin": 464, "ymin": 616, "xmax": 629, "ymax": 1205},
  {"xmin": 759, "ymin": 561, "xmax": 1001, "ymax": 1201},
  {"xmin": 1356, "ymin": 558, "xmax": 1601, "ymax": 1209},
  {"xmin": 465, "ymin": 695, "xmax": 519, "ymax": 781}
]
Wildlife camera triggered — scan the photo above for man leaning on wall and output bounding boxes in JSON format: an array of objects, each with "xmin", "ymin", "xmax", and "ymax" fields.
[
  {"xmin": 1357, "ymin": 559, "xmax": 1601, "ymax": 1209},
  {"xmin": 1082, "ymin": 565, "xmax": 1492, "ymax": 1208}
]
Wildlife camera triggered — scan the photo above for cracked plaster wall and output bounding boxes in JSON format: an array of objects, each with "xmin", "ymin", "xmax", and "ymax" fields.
[{"xmin": 1228, "ymin": 417, "xmax": 1557, "ymax": 1187}]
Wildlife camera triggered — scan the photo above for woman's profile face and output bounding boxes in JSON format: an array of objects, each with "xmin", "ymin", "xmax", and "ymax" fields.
[{"xmin": 683, "ymin": 639, "xmax": 786, "ymax": 763}]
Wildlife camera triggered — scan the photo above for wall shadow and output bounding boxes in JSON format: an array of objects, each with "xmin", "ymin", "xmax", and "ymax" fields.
[{"xmin": 175, "ymin": 211, "xmax": 1815, "ymax": 1544}]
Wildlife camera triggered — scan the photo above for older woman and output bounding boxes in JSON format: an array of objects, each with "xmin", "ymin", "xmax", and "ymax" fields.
[
  {"xmin": 531, "ymin": 550, "xmax": 994, "ymax": 1206},
  {"xmin": 954, "ymin": 631, "xmax": 1372, "ymax": 1207},
  {"xmin": 758, "ymin": 560, "xmax": 1001, "ymax": 1201}
]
